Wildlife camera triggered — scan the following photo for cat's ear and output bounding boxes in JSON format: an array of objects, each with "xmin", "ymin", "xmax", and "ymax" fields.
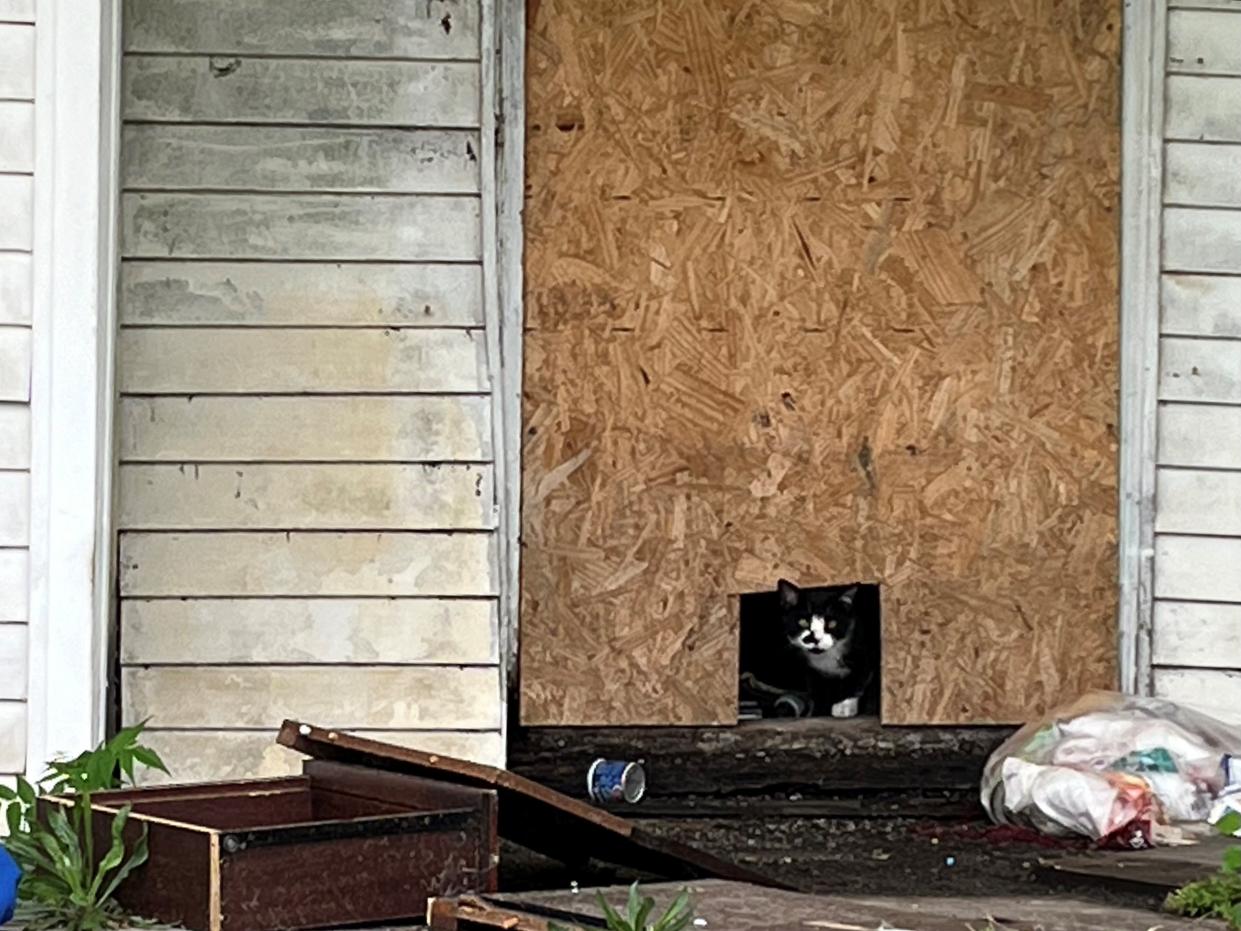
[
  {"xmin": 777, "ymin": 579, "xmax": 800, "ymax": 608},
  {"xmin": 838, "ymin": 585, "xmax": 859, "ymax": 607}
]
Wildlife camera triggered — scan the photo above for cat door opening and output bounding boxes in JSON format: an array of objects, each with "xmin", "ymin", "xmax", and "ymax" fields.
[{"xmin": 737, "ymin": 580, "xmax": 881, "ymax": 722}]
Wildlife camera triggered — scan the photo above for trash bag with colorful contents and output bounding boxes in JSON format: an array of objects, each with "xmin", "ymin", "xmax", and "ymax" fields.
[{"xmin": 981, "ymin": 691, "xmax": 1241, "ymax": 849}]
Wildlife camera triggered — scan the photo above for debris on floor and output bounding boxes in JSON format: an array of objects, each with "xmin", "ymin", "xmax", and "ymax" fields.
[{"xmin": 981, "ymin": 691, "xmax": 1241, "ymax": 848}]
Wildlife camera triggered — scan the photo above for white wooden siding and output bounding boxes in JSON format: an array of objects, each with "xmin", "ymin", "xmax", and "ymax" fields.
[
  {"xmin": 116, "ymin": 0, "xmax": 501, "ymax": 779},
  {"xmin": 1153, "ymin": 4, "xmax": 1241, "ymax": 719},
  {"xmin": 0, "ymin": 16, "xmax": 34, "ymax": 780},
  {"xmin": 118, "ymin": 262, "xmax": 484, "ymax": 327}
]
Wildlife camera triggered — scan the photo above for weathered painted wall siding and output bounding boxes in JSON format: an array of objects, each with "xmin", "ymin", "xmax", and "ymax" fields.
[
  {"xmin": 0, "ymin": 6, "xmax": 34, "ymax": 782},
  {"xmin": 1152, "ymin": 2, "xmax": 1241, "ymax": 723},
  {"xmin": 116, "ymin": 0, "xmax": 501, "ymax": 781}
]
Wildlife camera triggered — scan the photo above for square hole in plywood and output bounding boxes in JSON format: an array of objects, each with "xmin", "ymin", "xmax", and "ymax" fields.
[{"xmin": 737, "ymin": 580, "xmax": 881, "ymax": 722}]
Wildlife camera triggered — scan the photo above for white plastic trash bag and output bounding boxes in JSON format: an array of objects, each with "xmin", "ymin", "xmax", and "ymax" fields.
[{"xmin": 982, "ymin": 691, "xmax": 1241, "ymax": 848}]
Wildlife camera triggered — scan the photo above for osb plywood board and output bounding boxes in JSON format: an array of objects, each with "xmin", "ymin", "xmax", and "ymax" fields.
[{"xmin": 521, "ymin": 0, "xmax": 1120, "ymax": 725}]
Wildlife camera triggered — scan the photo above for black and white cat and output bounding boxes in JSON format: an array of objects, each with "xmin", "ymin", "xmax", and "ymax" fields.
[{"xmin": 776, "ymin": 579, "xmax": 879, "ymax": 718}]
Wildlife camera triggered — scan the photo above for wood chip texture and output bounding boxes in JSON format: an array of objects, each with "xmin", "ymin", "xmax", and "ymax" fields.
[{"xmin": 520, "ymin": 0, "xmax": 1121, "ymax": 725}]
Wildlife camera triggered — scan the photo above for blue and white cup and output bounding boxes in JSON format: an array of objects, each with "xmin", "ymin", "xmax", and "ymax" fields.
[{"xmin": 587, "ymin": 759, "xmax": 646, "ymax": 804}]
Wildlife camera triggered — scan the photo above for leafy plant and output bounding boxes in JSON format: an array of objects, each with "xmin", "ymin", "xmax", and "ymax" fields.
[
  {"xmin": 1166, "ymin": 810, "xmax": 1241, "ymax": 929},
  {"xmin": 549, "ymin": 881, "xmax": 695, "ymax": 931},
  {"xmin": 0, "ymin": 722, "xmax": 170, "ymax": 931}
]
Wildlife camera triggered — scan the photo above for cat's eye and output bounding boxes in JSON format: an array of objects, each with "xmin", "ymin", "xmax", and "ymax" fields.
[{"xmin": 798, "ymin": 619, "xmax": 809, "ymax": 628}]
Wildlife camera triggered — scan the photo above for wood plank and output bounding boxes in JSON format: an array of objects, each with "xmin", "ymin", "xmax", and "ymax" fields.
[
  {"xmin": 123, "ymin": 0, "xmax": 478, "ymax": 60},
  {"xmin": 118, "ymin": 531, "xmax": 496, "ymax": 596},
  {"xmin": 119, "ymin": 395, "xmax": 492, "ymax": 462},
  {"xmin": 1162, "ymin": 273, "xmax": 1241, "ymax": 336},
  {"xmin": 120, "ymin": 597, "xmax": 498, "ymax": 664},
  {"xmin": 0, "ymin": 253, "xmax": 31, "ymax": 326},
  {"xmin": 1159, "ymin": 335, "xmax": 1241, "ymax": 402},
  {"xmin": 1155, "ymin": 534, "xmax": 1241, "ymax": 601},
  {"xmin": 135, "ymin": 729, "xmax": 505, "ymax": 785},
  {"xmin": 0, "ymin": 472, "xmax": 28, "ymax": 547},
  {"xmin": 1158, "ymin": 403, "xmax": 1241, "ymax": 467},
  {"xmin": 0, "ymin": 327, "xmax": 29, "ymax": 401},
  {"xmin": 121, "ymin": 192, "xmax": 480, "ymax": 261},
  {"xmin": 122, "ymin": 666, "xmax": 502, "ymax": 728},
  {"xmin": 1168, "ymin": 8, "xmax": 1241, "ymax": 75},
  {"xmin": 1153, "ymin": 600, "xmax": 1241, "ymax": 667},
  {"xmin": 121, "ymin": 125, "xmax": 480, "ymax": 194},
  {"xmin": 117, "ymin": 463, "xmax": 496, "ymax": 530},
  {"xmin": 0, "ymin": 175, "xmax": 32, "ymax": 251},
  {"xmin": 123, "ymin": 56, "xmax": 479, "ymax": 127},
  {"xmin": 0, "ymin": 549, "xmax": 27, "ymax": 622},
  {"xmin": 281, "ymin": 723, "xmax": 781, "ymax": 888},
  {"xmin": 0, "ymin": 1, "xmax": 33, "ymax": 22},
  {"xmin": 0, "ymin": 403, "xmax": 29, "ymax": 469},
  {"xmin": 1156, "ymin": 467, "xmax": 1241, "ymax": 534},
  {"xmin": 1165, "ymin": 142, "xmax": 1241, "ymax": 207},
  {"xmin": 119, "ymin": 261, "xmax": 483, "ymax": 327},
  {"xmin": 1166, "ymin": 75, "xmax": 1241, "ymax": 142},
  {"xmin": 1154, "ymin": 667, "xmax": 1241, "ymax": 723},
  {"xmin": 0, "ymin": 624, "xmax": 25, "ymax": 700},
  {"xmin": 118, "ymin": 328, "xmax": 488, "ymax": 394},
  {"xmin": 0, "ymin": 701, "xmax": 24, "ymax": 772},
  {"xmin": 0, "ymin": 24, "xmax": 33, "ymax": 99},
  {"xmin": 0, "ymin": 101, "xmax": 32, "ymax": 173},
  {"xmin": 1164, "ymin": 206, "xmax": 1241, "ymax": 273}
]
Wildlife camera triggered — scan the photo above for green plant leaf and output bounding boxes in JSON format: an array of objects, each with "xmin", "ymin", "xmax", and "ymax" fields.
[
  {"xmin": 634, "ymin": 895, "xmax": 655, "ymax": 931},
  {"xmin": 99, "ymin": 824, "xmax": 148, "ymax": 904},
  {"xmin": 1225, "ymin": 846, "xmax": 1241, "ymax": 876},
  {"xmin": 596, "ymin": 891, "xmax": 632, "ymax": 931},
  {"xmin": 626, "ymin": 880, "xmax": 642, "ymax": 925},
  {"xmin": 654, "ymin": 890, "xmax": 694, "ymax": 931},
  {"xmin": 130, "ymin": 747, "xmax": 169, "ymax": 776},
  {"xmin": 88, "ymin": 807, "xmax": 131, "ymax": 900},
  {"xmin": 1219, "ymin": 811, "xmax": 1241, "ymax": 838}
]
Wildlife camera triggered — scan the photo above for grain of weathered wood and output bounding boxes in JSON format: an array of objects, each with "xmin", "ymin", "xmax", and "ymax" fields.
[
  {"xmin": 1153, "ymin": 667, "xmax": 1241, "ymax": 723},
  {"xmin": 124, "ymin": 0, "xmax": 479, "ymax": 59},
  {"xmin": 0, "ymin": 701, "xmax": 25, "ymax": 772},
  {"xmin": 1159, "ymin": 336, "xmax": 1241, "ymax": 402},
  {"xmin": 119, "ymin": 531, "xmax": 496, "ymax": 596},
  {"xmin": 122, "ymin": 666, "xmax": 502, "ymax": 728},
  {"xmin": 119, "ymin": 261, "xmax": 484, "ymax": 327},
  {"xmin": 0, "ymin": 175, "xmax": 32, "ymax": 251},
  {"xmin": 1166, "ymin": 75, "xmax": 1241, "ymax": 142},
  {"xmin": 120, "ymin": 597, "xmax": 498, "ymax": 664},
  {"xmin": 0, "ymin": 625, "xmax": 26, "ymax": 700},
  {"xmin": 121, "ymin": 192, "xmax": 480, "ymax": 261},
  {"xmin": 0, "ymin": 24, "xmax": 33, "ymax": 99},
  {"xmin": 136, "ymin": 729, "xmax": 505, "ymax": 784},
  {"xmin": 0, "ymin": 549, "xmax": 27, "ymax": 622},
  {"xmin": 0, "ymin": 472, "xmax": 28, "ymax": 547},
  {"xmin": 121, "ymin": 125, "xmax": 480, "ymax": 194},
  {"xmin": 1156, "ymin": 467, "xmax": 1241, "ymax": 534},
  {"xmin": 1164, "ymin": 207, "xmax": 1241, "ymax": 272},
  {"xmin": 1158, "ymin": 403, "xmax": 1241, "ymax": 467},
  {"xmin": 119, "ymin": 328, "xmax": 489, "ymax": 394},
  {"xmin": 117, "ymin": 463, "xmax": 495, "ymax": 529},
  {"xmin": 1168, "ymin": 8, "xmax": 1241, "ymax": 75},
  {"xmin": 0, "ymin": 327, "xmax": 30, "ymax": 402},
  {"xmin": 0, "ymin": 101, "xmax": 32, "ymax": 173},
  {"xmin": 1153, "ymin": 601, "xmax": 1241, "ymax": 668},
  {"xmin": 0, "ymin": 404, "xmax": 28, "ymax": 470},
  {"xmin": 1155, "ymin": 534, "xmax": 1241, "ymax": 601},
  {"xmin": 1162, "ymin": 274, "xmax": 1241, "ymax": 337},
  {"xmin": 1165, "ymin": 142, "xmax": 1241, "ymax": 207},
  {"xmin": 120, "ymin": 395, "xmax": 492, "ymax": 462},
  {"xmin": 123, "ymin": 57, "xmax": 480, "ymax": 127},
  {"xmin": 0, "ymin": 254, "xmax": 31, "ymax": 326}
]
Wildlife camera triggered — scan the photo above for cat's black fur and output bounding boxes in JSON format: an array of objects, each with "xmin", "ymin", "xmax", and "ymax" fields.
[{"xmin": 738, "ymin": 580, "xmax": 880, "ymax": 717}]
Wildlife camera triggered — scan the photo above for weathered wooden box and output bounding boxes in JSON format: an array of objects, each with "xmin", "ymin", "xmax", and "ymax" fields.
[{"xmin": 43, "ymin": 759, "xmax": 498, "ymax": 931}]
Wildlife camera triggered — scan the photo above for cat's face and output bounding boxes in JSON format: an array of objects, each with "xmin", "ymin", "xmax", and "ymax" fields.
[{"xmin": 777, "ymin": 579, "xmax": 857, "ymax": 656}]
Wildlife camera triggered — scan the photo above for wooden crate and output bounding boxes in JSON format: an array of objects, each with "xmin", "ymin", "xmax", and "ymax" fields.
[{"xmin": 41, "ymin": 759, "xmax": 497, "ymax": 931}]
